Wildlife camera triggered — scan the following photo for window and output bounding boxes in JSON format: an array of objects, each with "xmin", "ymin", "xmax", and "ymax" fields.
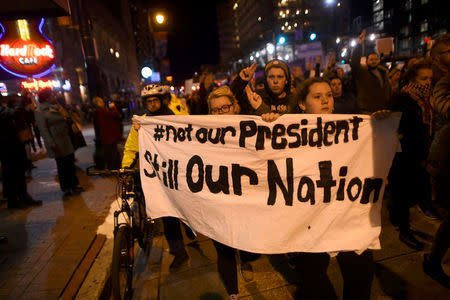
[
  {"xmin": 420, "ymin": 20, "xmax": 428, "ymax": 32},
  {"xmin": 385, "ymin": 8, "xmax": 393, "ymax": 18},
  {"xmin": 421, "ymin": 0, "xmax": 428, "ymax": 4},
  {"xmin": 400, "ymin": 26, "xmax": 410, "ymax": 36},
  {"xmin": 400, "ymin": 38, "xmax": 411, "ymax": 49},
  {"xmin": 374, "ymin": 11, "xmax": 384, "ymax": 23},
  {"xmin": 404, "ymin": 0, "xmax": 411, "ymax": 10},
  {"xmin": 373, "ymin": 0, "xmax": 383, "ymax": 12},
  {"xmin": 374, "ymin": 22, "xmax": 384, "ymax": 31},
  {"xmin": 437, "ymin": 28, "xmax": 447, "ymax": 36}
]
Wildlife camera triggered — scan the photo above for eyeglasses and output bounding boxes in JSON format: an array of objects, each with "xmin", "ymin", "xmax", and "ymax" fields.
[
  {"xmin": 210, "ymin": 103, "xmax": 233, "ymax": 114},
  {"xmin": 146, "ymin": 98, "xmax": 160, "ymax": 105}
]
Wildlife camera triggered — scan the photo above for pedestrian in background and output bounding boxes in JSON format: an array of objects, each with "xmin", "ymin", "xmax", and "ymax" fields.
[
  {"xmin": 34, "ymin": 88, "xmax": 84, "ymax": 198},
  {"xmin": 389, "ymin": 61, "xmax": 439, "ymax": 251},
  {"xmin": 350, "ymin": 30, "xmax": 392, "ymax": 114},
  {"xmin": 329, "ymin": 76, "xmax": 361, "ymax": 114},
  {"xmin": 92, "ymin": 97, "xmax": 122, "ymax": 170},
  {"xmin": 0, "ymin": 94, "xmax": 41, "ymax": 209}
]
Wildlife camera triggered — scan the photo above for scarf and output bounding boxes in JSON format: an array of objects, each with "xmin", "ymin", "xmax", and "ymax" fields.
[{"xmin": 401, "ymin": 82, "xmax": 433, "ymax": 126}]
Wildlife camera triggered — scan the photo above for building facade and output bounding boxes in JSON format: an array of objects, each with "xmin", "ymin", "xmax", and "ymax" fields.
[
  {"xmin": 129, "ymin": 0, "xmax": 154, "ymax": 74},
  {"xmin": 217, "ymin": 0, "xmax": 352, "ymax": 72},
  {"xmin": 371, "ymin": 0, "xmax": 448, "ymax": 56},
  {"xmin": 0, "ymin": 0, "xmax": 141, "ymax": 105}
]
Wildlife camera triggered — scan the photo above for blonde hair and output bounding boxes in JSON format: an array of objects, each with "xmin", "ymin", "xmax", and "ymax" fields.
[{"xmin": 206, "ymin": 86, "xmax": 240, "ymax": 114}]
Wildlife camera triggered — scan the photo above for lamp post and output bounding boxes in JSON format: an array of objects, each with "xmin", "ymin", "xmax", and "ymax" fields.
[
  {"xmin": 152, "ymin": 11, "xmax": 169, "ymax": 82},
  {"xmin": 155, "ymin": 13, "xmax": 165, "ymax": 25}
]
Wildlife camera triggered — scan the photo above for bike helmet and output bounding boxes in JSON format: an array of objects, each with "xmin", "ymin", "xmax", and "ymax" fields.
[{"xmin": 141, "ymin": 84, "xmax": 170, "ymax": 98}]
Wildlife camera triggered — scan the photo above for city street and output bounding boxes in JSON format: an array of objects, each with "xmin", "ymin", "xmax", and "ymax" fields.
[
  {"xmin": 0, "ymin": 126, "xmax": 449, "ymax": 299},
  {"xmin": 111, "ymin": 199, "xmax": 450, "ymax": 300},
  {"xmin": 0, "ymin": 125, "xmax": 119, "ymax": 299},
  {"xmin": 1, "ymin": 1, "xmax": 449, "ymax": 299}
]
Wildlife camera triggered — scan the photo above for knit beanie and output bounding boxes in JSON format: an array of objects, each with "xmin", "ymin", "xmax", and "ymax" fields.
[
  {"xmin": 264, "ymin": 59, "xmax": 289, "ymax": 79},
  {"xmin": 264, "ymin": 59, "xmax": 291, "ymax": 96}
]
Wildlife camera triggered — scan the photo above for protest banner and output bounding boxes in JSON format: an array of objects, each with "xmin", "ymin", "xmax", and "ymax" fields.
[{"xmin": 136, "ymin": 113, "xmax": 400, "ymax": 254}]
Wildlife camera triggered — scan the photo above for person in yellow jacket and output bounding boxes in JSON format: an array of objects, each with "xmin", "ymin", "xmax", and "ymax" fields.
[
  {"xmin": 168, "ymin": 93, "xmax": 189, "ymax": 115},
  {"xmin": 122, "ymin": 84, "xmax": 191, "ymax": 270},
  {"xmin": 122, "ymin": 88, "xmax": 190, "ymax": 167}
]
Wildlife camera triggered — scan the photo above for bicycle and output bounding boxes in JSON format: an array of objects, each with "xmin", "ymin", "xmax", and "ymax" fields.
[{"xmin": 87, "ymin": 166, "xmax": 154, "ymax": 300}]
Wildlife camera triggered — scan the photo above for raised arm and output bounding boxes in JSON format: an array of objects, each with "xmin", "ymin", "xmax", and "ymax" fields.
[
  {"xmin": 314, "ymin": 55, "xmax": 321, "ymax": 78},
  {"xmin": 230, "ymin": 62, "xmax": 258, "ymax": 111},
  {"xmin": 350, "ymin": 30, "xmax": 366, "ymax": 75}
]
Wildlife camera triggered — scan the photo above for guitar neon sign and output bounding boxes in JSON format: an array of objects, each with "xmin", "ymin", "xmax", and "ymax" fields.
[{"xmin": 0, "ymin": 18, "xmax": 55, "ymax": 78}]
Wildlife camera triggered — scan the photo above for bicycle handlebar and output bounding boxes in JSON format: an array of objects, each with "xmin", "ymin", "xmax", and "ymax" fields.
[{"xmin": 86, "ymin": 166, "xmax": 139, "ymax": 177}]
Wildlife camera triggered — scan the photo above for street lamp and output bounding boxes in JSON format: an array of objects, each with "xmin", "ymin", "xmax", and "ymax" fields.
[
  {"xmin": 350, "ymin": 39, "xmax": 357, "ymax": 47},
  {"xmin": 141, "ymin": 66, "xmax": 153, "ymax": 79},
  {"xmin": 336, "ymin": 37, "xmax": 341, "ymax": 44},
  {"xmin": 156, "ymin": 14, "xmax": 165, "ymax": 24},
  {"xmin": 369, "ymin": 33, "xmax": 376, "ymax": 41},
  {"xmin": 266, "ymin": 43, "xmax": 275, "ymax": 54}
]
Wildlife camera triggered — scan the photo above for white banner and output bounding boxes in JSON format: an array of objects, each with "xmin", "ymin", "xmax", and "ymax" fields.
[{"xmin": 137, "ymin": 113, "xmax": 400, "ymax": 254}]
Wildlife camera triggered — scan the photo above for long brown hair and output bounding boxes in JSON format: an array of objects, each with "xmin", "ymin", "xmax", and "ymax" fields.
[{"xmin": 297, "ymin": 77, "xmax": 330, "ymax": 104}]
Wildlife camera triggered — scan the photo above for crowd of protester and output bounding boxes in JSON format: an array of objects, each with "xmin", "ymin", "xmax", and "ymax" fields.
[
  {"xmin": 130, "ymin": 31, "xmax": 449, "ymax": 298},
  {"xmin": 1, "ymin": 31, "xmax": 449, "ymax": 297}
]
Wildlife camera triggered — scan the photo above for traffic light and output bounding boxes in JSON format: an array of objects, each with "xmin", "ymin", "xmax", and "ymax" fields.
[{"xmin": 309, "ymin": 33, "xmax": 317, "ymax": 41}]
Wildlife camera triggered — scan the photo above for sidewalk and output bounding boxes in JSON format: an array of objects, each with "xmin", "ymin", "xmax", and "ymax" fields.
[
  {"xmin": 81, "ymin": 198, "xmax": 450, "ymax": 300},
  {"xmin": 0, "ymin": 125, "xmax": 118, "ymax": 299}
]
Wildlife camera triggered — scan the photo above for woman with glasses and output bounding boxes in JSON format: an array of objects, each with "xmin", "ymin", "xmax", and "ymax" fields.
[{"xmin": 207, "ymin": 86, "xmax": 262, "ymax": 300}]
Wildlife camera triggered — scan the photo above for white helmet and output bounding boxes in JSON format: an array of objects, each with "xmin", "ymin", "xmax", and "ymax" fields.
[{"xmin": 141, "ymin": 84, "xmax": 170, "ymax": 98}]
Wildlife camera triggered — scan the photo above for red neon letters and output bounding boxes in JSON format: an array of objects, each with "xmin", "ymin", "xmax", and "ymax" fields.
[{"xmin": 0, "ymin": 19, "xmax": 55, "ymax": 78}]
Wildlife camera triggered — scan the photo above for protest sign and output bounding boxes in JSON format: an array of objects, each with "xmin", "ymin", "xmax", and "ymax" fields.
[{"xmin": 136, "ymin": 113, "xmax": 400, "ymax": 254}]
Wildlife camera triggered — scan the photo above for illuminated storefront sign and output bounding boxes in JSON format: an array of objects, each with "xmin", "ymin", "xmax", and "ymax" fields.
[
  {"xmin": 0, "ymin": 18, "xmax": 55, "ymax": 78},
  {"xmin": 21, "ymin": 79, "xmax": 71, "ymax": 91},
  {"xmin": 0, "ymin": 82, "xmax": 7, "ymax": 95}
]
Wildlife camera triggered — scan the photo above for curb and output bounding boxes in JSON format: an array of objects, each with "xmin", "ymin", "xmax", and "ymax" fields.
[{"xmin": 76, "ymin": 238, "xmax": 113, "ymax": 299}]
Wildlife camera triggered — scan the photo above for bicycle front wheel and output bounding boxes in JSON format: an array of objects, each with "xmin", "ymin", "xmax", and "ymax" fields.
[
  {"xmin": 138, "ymin": 218, "xmax": 155, "ymax": 255},
  {"xmin": 112, "ymin": 225, "xmax": 133, "ymax": 300}
]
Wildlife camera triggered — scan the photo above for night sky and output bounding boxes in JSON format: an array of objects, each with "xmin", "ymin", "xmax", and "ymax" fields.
[{"xmin": 146, "ymin": 0, "xmax": 224, "ymax": 82}]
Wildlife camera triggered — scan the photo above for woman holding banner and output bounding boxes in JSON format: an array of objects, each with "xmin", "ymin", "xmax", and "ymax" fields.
[
  {"xmin": 206, "ymin": 85, "xmax": 262, "ymax": 300},
  {"xmin": 245, "ymin": 77, "xmax": 391, "ymax": 300}
]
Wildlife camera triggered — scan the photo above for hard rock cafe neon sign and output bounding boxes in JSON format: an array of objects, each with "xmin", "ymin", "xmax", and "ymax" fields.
[
  {"xmin": 0, "ymin": 18, "xmax": 55, "ymax": 78},
  {"xmin": 21, "ymin": 79, "xmax": 71, "ymax": 91}
]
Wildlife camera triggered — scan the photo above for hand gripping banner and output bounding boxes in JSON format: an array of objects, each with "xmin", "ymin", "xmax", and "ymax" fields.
[{"xmin": 136, "ymin": 113, "xmax": 401, "ymax": 254}]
